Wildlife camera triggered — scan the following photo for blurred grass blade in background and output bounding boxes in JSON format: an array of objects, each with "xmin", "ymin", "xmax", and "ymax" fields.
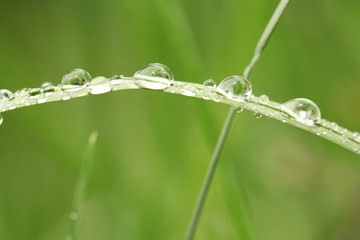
[
  {"xmin": 68, "ymin": 131, "xmax": 98, "ymax": 240},
  {"xmin": 186, "ymin": 0, "xmax": 290, "ymax": 239}
]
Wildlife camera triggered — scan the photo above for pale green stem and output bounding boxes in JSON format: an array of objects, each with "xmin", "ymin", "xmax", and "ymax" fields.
[
  {"xmin": 185, "ymin": 0, "xmax": 291, "ymax": 239},
  {"xmin": 68, "ymin": 131, "xmax": 98, "ymax": 240}
]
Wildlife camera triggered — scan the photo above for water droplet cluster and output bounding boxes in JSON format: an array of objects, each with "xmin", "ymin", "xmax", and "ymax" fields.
[{"xmin": 0, "ymin": 62, "xmax": 358, "ymax": 155}]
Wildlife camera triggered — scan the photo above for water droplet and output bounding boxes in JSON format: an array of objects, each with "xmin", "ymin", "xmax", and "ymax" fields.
[
  {"xmin": 69, "ymin": 212, "xmax": 78, "ymax": 220},
  {"xmin": 61, "ymin": 69, "xmax": 91, "ymax": 92},
  {"xmin": 259, "ymin": 94, "xmax": 269, "ymax": 104},
  {"xmin": 254, "ymin": 112, "xmax": 262, "ymax": 119},
  {"xmin": 180, "ymin": 84, "xmax": 196, "ymax": 96},
  {"xmin": 134, "ymin": 63, "xmax": 173, "ymax": 90},
  {"xmin": 282, "ymin": 119, "xmax": 287, "ymax": 123},
  {"xmin": 0, "ymin": 89, "xmax": 13, "ymax": 101},
  {"xmin": 41, "ymin": 82, "xmax": 55, "ymax": 96},
  {"xmin": 330, "ymin": 122, "xmax": 339, "ymax": 131},
  {"xmin": 89, "ymin": 76, "xmax": 111, "ymax": 94},
  {"xmin": 0, "ymin": 113, "xmax": 3, "ymax": 125},
  {"xmin": 28, "ymin": 88, "xmax": 42, "ymax": 98},
  {"xmin": 217, "ymin": 75, "xmax": 252, "ymax": 101},
  {"xmin": 281, "ymin": 98, "xmax": 321, "ymax": 126},
  {"xmin": 203, "ymin": 79, "xmax": 216, "ymax": 87},
  {"xmin": 236, "ymin": 107, "xmax": 243, "ymax": 113},
  {"xmin": 110, "ymin": 75, "xmax": 124, "ymax": 86}
]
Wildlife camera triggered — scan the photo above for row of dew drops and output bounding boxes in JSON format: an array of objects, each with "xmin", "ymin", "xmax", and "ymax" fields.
[{"xmin": 0, "ymin": 63, "xmax": 359, "ymax": 151}]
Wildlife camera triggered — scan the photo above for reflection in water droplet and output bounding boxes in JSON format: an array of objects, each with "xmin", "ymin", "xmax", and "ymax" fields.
[
  {"xmin": 203, "ymin": 79, "xmax": 216, "ymax": 87},
  {"xmin": 259, "ymin": 94, "xmax": 269, "ymax": 104},
  {"xmin": 281, "ymin": 98, "xmax": 321, "ymax": 126},
  {"xmin": 217, "ymin": 75, "xmax": 252, "ymax": 101},
  {"xmin": 89, "ymin": 76, "xmax": 111, "ymax": 94},
  {"xmin": 41, "ymin": 82, "xmax": 55, "ymax": 96},
  {"xmin": 134, "ymin": 63, "xmax": 173, "ymax": 90},
  {"xmin": 61, "ymin": 69, "xmax": 91, "ymax": 92},
  {"xmin": 0, "ymin": 89, "xmax": 13, "ymax": 101}
]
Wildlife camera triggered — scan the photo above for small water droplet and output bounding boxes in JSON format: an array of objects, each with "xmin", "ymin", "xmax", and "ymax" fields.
[
  {"xmin": 61, "ymin": 69, "xmax": 91, "ymax": 92},
  {"xmin": 236, "ymin": 107, "xmax": 243, "ymax": 113},
  {"xmin": 89, "ymin": 76, "xmax": 111, "ymax": 94},
  {"xmin": 180, "ymin": 84, "xmax": 196, "ymax": 96},
  {"xmin": 330, "ymin": 122, "xmax": 339, "ymax": 131},
  {"xmin": 41, "ymin": 82, "xmax": 55, "ymax": 96},
  {"xmin": 355, "ymin": 146, "xmax": 360, "ymax": 154},
  {"xmin": 0, "ymin": 113, "xmax": 3, "ymax": 125},
  {"xmin": 69, "ymin": 212, "xmax": 78, "ymax": 220},
  {"xmin": 217, "ymin": 75, "xmax": 252, "ymax": 101},
  {"xmin": 134, "ymin": 63, "xmax": 173, "ymax": 90},
  {"xmin": 281, "ymin": 98, "xmax": 321, "ymax": 126},
  {"xmin": 28, "ymin": 88, "xmax": 42, "ymax": 98},
  {"xmin": 259, "ymin": 94, "xmax": 269, "ymax": 104},
  {"xmin": 203, "ymin": 79, "xmax": 216, "ymax": 87},
  {"xmin": 282, "ymin": 119, "xmax": 287, "ymax": 123},
  {"xmin": 0, "ymin": 89, "xmax": 13, "ymax": 101},
  {"xmin": 254, "ymin": 112, "xmax": 262, "ymax": 119},
  {"xmin": 110, "ymin": 75, "xmax": 124, "ymax": 86}
]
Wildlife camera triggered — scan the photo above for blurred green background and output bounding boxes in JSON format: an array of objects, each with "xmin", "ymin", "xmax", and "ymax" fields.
[{"xmin": 1, "ymin": 0, "xmax": 360, "ymax": 239}]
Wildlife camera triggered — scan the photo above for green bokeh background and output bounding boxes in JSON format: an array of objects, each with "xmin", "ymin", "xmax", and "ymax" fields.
[{"xmin": 1, "ymin": 0, "xmax": 360, "ymax": 239}]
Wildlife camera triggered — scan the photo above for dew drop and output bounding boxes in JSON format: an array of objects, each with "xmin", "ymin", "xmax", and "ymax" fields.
[
  {"xmin": 203, "ymin": 79, "xmax": 216, "ymax": 87},
  {"xmin": 0, "ymin": 113, "xmax": 3, "ymax": 125},
  {"xmin": 0, "ymin": 89, "xmax": 13, "ymax": 101},
  {"xmin": 259, "ymin": 94, "xmax": 269, "ymax": 104},
  {"xmin": 41, "ymin": 82, "xmax": 55, "ymax": 96},
  {"xmin": 330, "ymin": 122, "xmax": 339, "ymax": 132},
  {"xmin": 28, "ymin": 88, "xmax": 42, "ymax": 98},
  {"xmin": 282, "ymin": 119, "xmax": 287, "ymax": 123},
  {"xmin": 134, "ymin": 63, "xmax": 173, "ymax": 90},
  {"xmin": 254, "ymin": 112, "xmax": 262, "ymax": 119},
  {"xmin": 110, "ymin": 75, "xmax": 124, "ymax": 86},
  {"xmin": 236, "ymin": 107, "xmax": 243, "ymax": 113},
  {"xmin": 61, "ymin": 69, "xmax": 91, "ymax": 92},
  {"xmin": 217, "ymin": 75, "xmax": 252, "ymax": 101},
  {"xmin": 281, "ymin": 98, "xmax": 321, "ymax": 126},
  {"xmin": 89, "ymin": 76, "xmax": 111, "ymax": 94}
]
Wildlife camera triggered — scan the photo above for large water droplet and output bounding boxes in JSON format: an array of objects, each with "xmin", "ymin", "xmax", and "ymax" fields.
[
  {"xmin": 217, "ymin": 75, "xmax": 252, "ymax": 101},
  {"xmin": 89, "ymin": 76, "xmax": 111, "ymax": 94},
  {"xmin": 281, "ymin": 98, "xmax": 321, "ymax": 126},
  {"xmin": 203, "ymin": 79, "xmax": 216, "ymax": 87},
  {"xmin": 0, "ymin": 89, "xmax": 13, "ymax": 101},
  {"xmin": 61, "ymin": 69, "xmax": 91, "ymax": 92},
  {"xmin": 134, "ymin": 63, "xmax": 173, "ymax": 90}
]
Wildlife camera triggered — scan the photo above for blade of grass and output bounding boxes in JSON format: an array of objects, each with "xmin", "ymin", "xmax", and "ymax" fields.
[
  {"xmin": 185, "ymin": 1, "xmax": 291, "ymax": 239},
  {"xmin": 67, "ymin": 131, "xmax": 98, "ymax": 240}
]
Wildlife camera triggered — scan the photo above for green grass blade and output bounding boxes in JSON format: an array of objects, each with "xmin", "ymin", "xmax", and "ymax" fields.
[
  {"xmin": 68, "ymin": 131, "xmax": 98, "ymax": 240},
  {"xmin": 185, "ymin": 109, "xmax": 236, "ymax": 240},
  {"xmin": 185, "ymin": 1, "xmax": 291, "ymax": 239}
]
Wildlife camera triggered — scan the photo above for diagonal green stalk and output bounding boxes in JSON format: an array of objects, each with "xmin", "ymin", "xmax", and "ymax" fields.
[
  {"xmin": 185, "ymin": 1, "xmax": 291, "ymax": 239},
  {"xmin": 68, "ymin": 131, "xmax": 98, "ymax": 240}
]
